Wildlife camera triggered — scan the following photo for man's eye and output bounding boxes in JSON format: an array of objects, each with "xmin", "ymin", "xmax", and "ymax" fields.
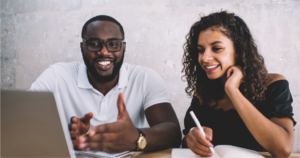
[
  {"xmin": 108, "ymin": 41, "xmax": 120, "ymax": 48},
  {"xmin": 88, "ymin": 42, "xmax": 99, "ymax": 47}
]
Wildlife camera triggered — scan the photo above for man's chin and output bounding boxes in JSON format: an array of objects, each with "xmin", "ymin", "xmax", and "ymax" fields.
[{"xmin": 92, "ymin": 69, "xmax": 119, "ymax": 83}]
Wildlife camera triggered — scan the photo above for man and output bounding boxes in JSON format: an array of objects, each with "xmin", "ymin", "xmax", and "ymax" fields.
[{"xmin": 30, "ymin": 15, "xmax": 181, "ymax": 153}]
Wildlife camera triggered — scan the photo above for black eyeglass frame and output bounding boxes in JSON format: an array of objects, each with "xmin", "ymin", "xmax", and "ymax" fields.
[{"xmin": 82, "ymin": 38, "xmax": 126, "ymax": 52}]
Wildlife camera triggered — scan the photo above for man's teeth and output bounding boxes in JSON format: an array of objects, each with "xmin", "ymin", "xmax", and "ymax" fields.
[
  {"xmin": 206, "ymin": 65, "xmax": 218, "ymax": 69},
  {"xmin": 98, "ymin": 61, "xmax": 111, "ymax": 65}
]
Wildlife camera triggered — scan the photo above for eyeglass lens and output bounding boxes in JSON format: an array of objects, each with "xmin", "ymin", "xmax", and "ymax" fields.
[{"xmin": 86, "ymin": 40, "xmax": 121, "ymax": 52}]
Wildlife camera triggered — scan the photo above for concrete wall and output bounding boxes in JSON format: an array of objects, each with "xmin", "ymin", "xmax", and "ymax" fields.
[{"xmin": 1, "ymin": 0, "xmax": 299, "ymax": 152}]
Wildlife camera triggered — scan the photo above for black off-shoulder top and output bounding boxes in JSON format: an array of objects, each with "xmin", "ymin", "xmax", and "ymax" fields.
[{"xmin": 182, "ymin": 80, "xmax": 296, "ymax": 151}]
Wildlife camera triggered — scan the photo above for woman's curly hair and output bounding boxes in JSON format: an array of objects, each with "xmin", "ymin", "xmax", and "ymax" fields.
[{"xmin": 182, "ymin": 11, "xmax": 268, "ymax": 106}]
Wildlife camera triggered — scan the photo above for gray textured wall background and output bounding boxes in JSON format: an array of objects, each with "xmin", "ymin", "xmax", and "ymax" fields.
[{"xmin": 1, "ymin": 0, "xmax": 300, "ymax": 152}]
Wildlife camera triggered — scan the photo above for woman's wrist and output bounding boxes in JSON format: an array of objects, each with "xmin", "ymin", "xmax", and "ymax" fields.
[{"xmin": 225, "ymin": 86, "xmax": 240, "ymax": 99}]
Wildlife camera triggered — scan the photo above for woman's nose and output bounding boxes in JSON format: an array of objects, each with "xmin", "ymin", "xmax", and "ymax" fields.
[{"xmin": 201, "ymin": 50, "xmax": 213, "ymax": 62}]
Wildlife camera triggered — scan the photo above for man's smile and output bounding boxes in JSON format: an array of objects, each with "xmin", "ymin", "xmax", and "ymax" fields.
[{"xmin": 95, "ymin": 59, "xmax": 114, "ymax": 71}]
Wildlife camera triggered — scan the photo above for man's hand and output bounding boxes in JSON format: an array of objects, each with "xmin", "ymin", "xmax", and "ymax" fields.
[
  {"xmin": 186, "ymin": 127, "xmax": 214, "ymax": 157},
  {"xmin": 78, "ymin": 93, "xmax": 139, "ymax": 153},
  {"xmin": 68, "ymin": 112, "xmax": 93, "ymax": 149}
]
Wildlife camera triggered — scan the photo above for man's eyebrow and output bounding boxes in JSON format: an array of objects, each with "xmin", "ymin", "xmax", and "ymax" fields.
[
  {"xmin": 107, "ymin": 37, "xmax": 122, "ymax": 40},
  {"xmin": 87, "ymin": 37, "xmax": 100, "ymax": 40},
  {"xmin": 86, "ymin": 37, "xmax": 122, "ymax": 41}
]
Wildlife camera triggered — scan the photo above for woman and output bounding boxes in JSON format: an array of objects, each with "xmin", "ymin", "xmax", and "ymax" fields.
[{"xmin": 181, "ymin": 11, "xmax": 296, "ymax": 157}]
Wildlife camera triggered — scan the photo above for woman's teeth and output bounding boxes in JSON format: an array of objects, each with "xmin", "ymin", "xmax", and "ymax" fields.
[
  {"xmin": 98, "ymin": 61, "xmax": 111, "ymax": 66},
  {"xmin": 205, "ymin": 65, "xmax": 218, "ymax": 69}
]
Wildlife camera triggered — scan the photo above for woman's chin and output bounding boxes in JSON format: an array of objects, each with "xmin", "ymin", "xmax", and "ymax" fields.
[
  {"xmin": 207, "ymin": 75, "xmax": 219, "ymax": 80},
  {"xmin": 206, "ymin": 74, "xmax": 223, "ymax": 80}
]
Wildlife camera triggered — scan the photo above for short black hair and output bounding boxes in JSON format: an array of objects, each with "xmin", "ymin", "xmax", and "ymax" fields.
[{"xmin": 81, "ymin": 15, "xmax": 125, "ymax": 39}]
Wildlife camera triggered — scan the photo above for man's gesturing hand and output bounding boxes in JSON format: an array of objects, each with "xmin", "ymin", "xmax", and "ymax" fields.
[
  {"xmin": 68, "ymin": 112, "xmax": 93, "ymax": 149},
  {"xmin": 78, "ymin": 93, "xmax": 139, "ymax": 153}
]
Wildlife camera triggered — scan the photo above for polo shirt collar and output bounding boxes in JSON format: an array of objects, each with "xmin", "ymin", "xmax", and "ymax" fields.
[
  {"xmin": 77, "ymin": 63, "xmax": 128, "ymax": 89},
  {"xmin": 117, "ymin": 64, "xmax": 128, "ymax": 89},
  {"xmin": 77, "ymin": 63, "xmax": 93, "ymax": 89}
]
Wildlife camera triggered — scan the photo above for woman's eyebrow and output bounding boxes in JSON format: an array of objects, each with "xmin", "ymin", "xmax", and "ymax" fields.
[{"xmin": 210, "ymin": 41, "xmax": 222, "ymax": 45}]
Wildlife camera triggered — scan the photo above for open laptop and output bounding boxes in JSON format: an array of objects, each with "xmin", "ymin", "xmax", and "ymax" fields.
[{"xmin": 1, "ymin": 90, "xmax": 76, "ymax": 157}]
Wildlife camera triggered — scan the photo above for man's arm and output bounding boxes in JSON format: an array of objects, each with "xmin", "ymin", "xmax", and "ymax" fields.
[
  {"xmin": 142, "ymin": 102, "xmax": 182, "ymax": 151},
  {"xmin": 140, "ymin": 68, "xmax": 182, "ymax": 150}
]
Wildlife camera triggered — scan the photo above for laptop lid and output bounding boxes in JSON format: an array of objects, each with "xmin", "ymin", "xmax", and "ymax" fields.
[{"xmin": 1, "ymin": 90, "xmax": 75, "ymax": 157}]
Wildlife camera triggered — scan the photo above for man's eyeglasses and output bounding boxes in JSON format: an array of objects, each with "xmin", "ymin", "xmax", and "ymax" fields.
[{"xmin": 82, "ymin": 38, "xmax": 125, "ymax": 52}]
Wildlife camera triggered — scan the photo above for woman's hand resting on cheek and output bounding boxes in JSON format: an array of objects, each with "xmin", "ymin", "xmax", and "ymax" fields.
[
  {"xmin": 224, "ymin": 66, "xmax": 244, "ymax": 94},
  {"xmin": 186, "ymin": 127, "xmax": 214, "ymax": 157}
]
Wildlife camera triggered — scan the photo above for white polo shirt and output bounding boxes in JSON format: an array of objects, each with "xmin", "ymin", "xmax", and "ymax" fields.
[{"xmin": 29, "ymin": 62, "xmax": 170, "ymax": 128}]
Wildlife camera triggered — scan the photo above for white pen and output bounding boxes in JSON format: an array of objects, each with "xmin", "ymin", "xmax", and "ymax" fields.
[{"xmin": 189, "ymin": 111, "xmax": 215, "ymax": 154}]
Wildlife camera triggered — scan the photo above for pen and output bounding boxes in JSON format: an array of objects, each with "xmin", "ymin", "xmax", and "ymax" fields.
[{"xmin": 189, "ymin": 111, "xmax": 215, "ymax": 154}]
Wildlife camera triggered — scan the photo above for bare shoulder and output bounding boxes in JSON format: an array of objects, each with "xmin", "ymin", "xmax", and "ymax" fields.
[{"xmin": 266, "ymin": 73, "xmax": 287, "ymax": 86}]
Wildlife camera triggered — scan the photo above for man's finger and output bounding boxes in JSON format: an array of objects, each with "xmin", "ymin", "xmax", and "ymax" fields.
[
  {"xmin": 117, "ymin": 93, "xmax": 128, "ymax": 120},
  {"xmin": 70, "ymin": 116, "xmax": 78, "ymax": 123},
  {"xmin": 87, "ymin": 132, "xmax": 118, "ymax": 143},
  {"xmin": 68, "ymin": 123, "xmax": 73, "ymax": 131},
  {"xmin": 81, "ymin": 112, "xmax": 93, "ymax": 123},
  {"xmin": 88, "ymin": 122, "xmax": 124, "ymax": 136}
]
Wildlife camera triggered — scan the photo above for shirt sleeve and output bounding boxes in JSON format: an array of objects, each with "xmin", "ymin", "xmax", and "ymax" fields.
[
  {"xmin": 263, "ymin": 80, "xmax": 296, "ymax": 126},
  {"xmin": 142, "ymin": 68, "xmax": 171, "ymax": 110},
  {"xmin": 28, "ymin": 65, "xmax": 56, "ymax": 92},
  {"xmin": 182, "ymin": 96, "xmax": 198, "ymax": 136}
]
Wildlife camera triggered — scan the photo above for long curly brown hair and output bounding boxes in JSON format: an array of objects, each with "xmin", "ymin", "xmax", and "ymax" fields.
[{"xmin": 182, "ymin": 11, "xmax": 268, "ymax": 106}]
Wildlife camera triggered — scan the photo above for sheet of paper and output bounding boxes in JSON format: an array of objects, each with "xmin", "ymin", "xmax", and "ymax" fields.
[
  {"xmin": 171, "ymin": 148, "xmax": 220, "ymax": 158},
  {"xmin": 214, "ymin": 145, "xmax": 264, "ymax": 158}
]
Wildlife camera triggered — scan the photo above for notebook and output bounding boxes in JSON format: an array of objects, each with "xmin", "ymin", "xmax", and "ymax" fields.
[
  {"xmin": 172, "ymin": 145, "xmax": 264, "ymax": 158},
  {"xmin": 1, "ymin": 90, "xmax": 131, "ymax": 158}
]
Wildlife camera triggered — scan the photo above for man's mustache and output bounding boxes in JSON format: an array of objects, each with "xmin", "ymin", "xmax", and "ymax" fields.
[{"xmin": 93, "ymin": 57, "xmax": 116, "ymax": 63}]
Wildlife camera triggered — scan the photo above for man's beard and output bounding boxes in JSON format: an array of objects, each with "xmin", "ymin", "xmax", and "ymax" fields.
[{"xmin": 83, "ymin": 52, "xmax": 124, "ymax": 83}]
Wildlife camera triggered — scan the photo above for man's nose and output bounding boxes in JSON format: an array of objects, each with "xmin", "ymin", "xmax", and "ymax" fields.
[{"xmin": 97, "ymin": 44, "xmax": 110, "ymax": 56}]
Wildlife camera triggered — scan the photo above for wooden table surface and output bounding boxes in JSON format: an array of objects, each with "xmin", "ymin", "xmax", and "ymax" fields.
[{"xmin": 123, "ymin": 148, "xmax": 300, "ymax": 158}]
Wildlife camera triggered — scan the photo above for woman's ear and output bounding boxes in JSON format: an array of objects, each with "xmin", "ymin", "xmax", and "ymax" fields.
[{"xmin": 234, "ymin": 52, "xmax": 240, "ymax": 66}]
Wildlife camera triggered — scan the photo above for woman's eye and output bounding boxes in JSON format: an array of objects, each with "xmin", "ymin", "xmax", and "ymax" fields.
[
  {"xmin": 198, "ymin": 49, "xmax": 205, "ymax": 54},
  {"xmin": 213, "ymin": 47, "xmax": 221, "ymax": 51}
]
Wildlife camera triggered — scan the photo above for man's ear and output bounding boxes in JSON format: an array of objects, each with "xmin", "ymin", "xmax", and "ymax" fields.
[
  {"xmin": 123, "ymin": 42, "xmax": 126, "ymax": 54},
  {"xmin": 80, "ymin": 42, "xmax": 84, "ymax": 52}
]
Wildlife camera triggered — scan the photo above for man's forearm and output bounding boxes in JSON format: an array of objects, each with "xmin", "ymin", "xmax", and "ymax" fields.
[{"xmin": 141, "ymin": 122, "xmax": 182, "ymax": 152}]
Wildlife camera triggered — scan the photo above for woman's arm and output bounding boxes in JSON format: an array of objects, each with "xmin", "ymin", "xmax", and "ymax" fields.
[{"xmin": 225, "ymin": 67, "xmax": 294, "ymax": 157}]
